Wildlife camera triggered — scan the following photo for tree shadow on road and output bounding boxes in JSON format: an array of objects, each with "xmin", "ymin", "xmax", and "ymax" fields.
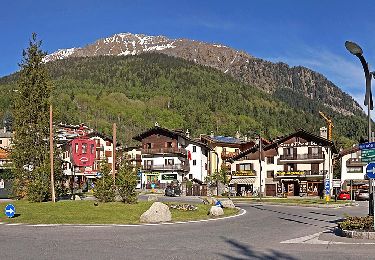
[{"xmin": 218, "ymin": 237, "xmax": 298, "ymax": 260}]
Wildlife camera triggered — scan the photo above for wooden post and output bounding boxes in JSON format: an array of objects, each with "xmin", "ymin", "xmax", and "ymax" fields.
[
  {"xmin": 50, "ymin": 104, "xmax": 56, "ymax": 202},
  {"xmin": 112, "ymin": 123, "xmax": 116, "ymax": 184}
]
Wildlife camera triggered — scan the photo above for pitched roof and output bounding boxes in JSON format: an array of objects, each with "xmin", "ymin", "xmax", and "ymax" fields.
[
  {"xmin": 229, "ymin": 128, "xmax": 337, "ymax": 162},
  {"xmin": 133, "ymin": 126, "xmax": 209, "ymax": 149},
  {"xmin": 0, "ymin": 129, "xmax": 12, "ymax": 138}
]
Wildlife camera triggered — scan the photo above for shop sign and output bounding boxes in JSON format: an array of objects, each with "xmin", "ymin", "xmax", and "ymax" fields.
[
  {"xmin": 161, "ymin": 174, "xmax": 178, "ymax": 180},
  {"xmin": 233, "ymin": 171, "xmax": 256, "ymax": 176},
  {"xmin": 279, "ymin": 141, "xmax": 318, "ymax": 147},
  {"xmin": 276, "ymin": 171, "xmax": 305, "ymax": 177},
  {"xmin": 332, "ymin": 179, "xmax": 341, "ymax": 188},
  {"xmin": 146, "ymin": 172, "xmax": 159, "ymax": 175}
]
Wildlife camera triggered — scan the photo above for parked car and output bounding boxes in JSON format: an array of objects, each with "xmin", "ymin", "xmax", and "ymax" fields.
[
  {"xmin": 337, "ymin": 190, "xmax": 351, "ymax": 200},
  {"xmin": 165, "ymin": 185, "xmax": 181, "ymax": 197},
  {"xmin": 356, "ymin": 190, "xmax": 370, "ymax": 201}
]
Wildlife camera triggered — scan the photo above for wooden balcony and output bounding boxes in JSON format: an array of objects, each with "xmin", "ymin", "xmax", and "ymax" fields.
[
  {"xmin": 278, "ymin": 153, "xmax": 324, "ymax": 163},
  {"xmin": 221, "ymin": 151, "xmax": 239, "ymax": 160},
  {"xmin": 141, "ymin": 148, "xmax": 187, "ymax": 156},
  {"xmin": 346, "ymin": 158, "xmax": 366, "ymax": 167},
  {"xmin": 275, "ymin": 170, "xmax": 327, "ymax": 178}
]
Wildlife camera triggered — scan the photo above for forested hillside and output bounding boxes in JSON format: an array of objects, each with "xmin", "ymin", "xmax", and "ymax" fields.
[{"xmin": 0, "ymin": 53, "xmax": 368, "ymax": 147}]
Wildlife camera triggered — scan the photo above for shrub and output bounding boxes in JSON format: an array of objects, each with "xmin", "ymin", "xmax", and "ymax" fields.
[{"xmin": 338, "ymin": 216, "xmax": 374, "ymax": 231}]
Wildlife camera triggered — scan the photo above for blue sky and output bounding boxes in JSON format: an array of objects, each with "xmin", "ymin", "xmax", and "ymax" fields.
[{"xmin": 2, "ymin": 0, "xmax": 375, "ymax": 110}]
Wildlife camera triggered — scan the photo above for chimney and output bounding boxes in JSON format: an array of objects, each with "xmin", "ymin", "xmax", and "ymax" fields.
[
  {"xmin": 210, "ymin": 131, "xmax": 214, "ymax": 138},
  {"xmin": 244, "ymin": 135, "xmax": 248, "ymax": 141},
  {"xmin": 186, "ymin": 129, "xmax": 190, "ymax": 138},
  {"xmin": 155, "ymin": 122, "xmax": 159, "ymax": 127},
  {"xmin": 235, "ymin": 131, "xmax": 240, "ymax": 139},
  {"xmin": 320, "ymin": 127, "xmax": 327, "ymax": 139}
]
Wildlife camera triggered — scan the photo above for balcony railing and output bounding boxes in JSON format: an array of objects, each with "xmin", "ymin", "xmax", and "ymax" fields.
[
  {"xmin": 346, "ymin": 158, "xmax": 366, "ymax": 167},
  {"xmin": 279, "ymin": 153, "xmax": 324, "ymax": 160},
  {"xmin": 142, "ymin": 163, "xmax": 189, "ymax": 172},
  {"xmin": 232, "ymin": 170, "xmax": 257, "ymax": 177},
  {"xmin": 141, "ymin": 148, "xmax": 187, "ymax": 156},
  {"xmin": 221, "ymin": 151, "xmax": 239, "ymax": 160},
  {"xmin": 275, "ymin": 170, "xmax": 327, "ymax": 178}
]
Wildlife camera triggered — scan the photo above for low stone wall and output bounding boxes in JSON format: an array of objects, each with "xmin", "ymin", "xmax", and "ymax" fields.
[{"xmin": 337, "ymin": 228, "xmax": 375, "ymax": 240}]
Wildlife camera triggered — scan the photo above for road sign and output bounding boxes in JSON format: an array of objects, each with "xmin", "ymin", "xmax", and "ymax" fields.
[
  {"xmin": 361, "ymin": 149, "xmax": 375, "ymax": 162},
  {"xmin": 359, "ymin": 142, "xmax": 375, "ymax": 150},
  {"xmin": 366, "ymin": 163, "xmax": 375, "ymax": 178},
  {"xmin": 325, "ymin": 179, "xmax": 330, "ymax": 195},
  {"xmin": 4, "ymin": 204, "xmax": 15, "ymax": 218}
]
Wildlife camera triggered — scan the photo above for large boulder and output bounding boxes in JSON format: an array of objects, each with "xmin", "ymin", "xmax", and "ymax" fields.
[
  {"xmin": 140, "ymin": 202, "xmax": 172, "ymax": 223},
  {"xmin": 221, "ymin": 199, "xmax": 235, "ymax": 208},
  {"xmin": 210, "ymin": 206, "xmax": 224, "ymax": 217}
]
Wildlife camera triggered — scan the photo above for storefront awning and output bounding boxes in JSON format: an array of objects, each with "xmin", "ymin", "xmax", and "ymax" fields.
[{"xmin": 230, "ymin": 177, "xmax": 255, "ymax": 185}]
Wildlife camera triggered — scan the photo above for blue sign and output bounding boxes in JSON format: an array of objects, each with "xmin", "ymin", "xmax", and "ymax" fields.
[
  {"xmin": 366, "ymin": 163, "xmax": 375, "ymax": 178},
  {"xmin": 325, "ymin": 180, "xmax": 330, "ymax": 195},
  {"xmin": 4, "ymin": 204, "xmax": 15, "ymax": 218},
  {"xmin": 359, "ymin": 142, "xmax": 375, "ymax": 150}
]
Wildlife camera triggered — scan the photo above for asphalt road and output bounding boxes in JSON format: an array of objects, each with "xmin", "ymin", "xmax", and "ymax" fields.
[{"xmin": 0, "ymin": 201, "xmax": 374, "ymax": 260}]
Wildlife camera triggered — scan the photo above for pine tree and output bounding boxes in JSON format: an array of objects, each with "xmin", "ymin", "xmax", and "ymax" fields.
[
  {"xmin": 11, "ymin": 33, "xmax": 54, "ymax": 201},
  {"xmin": 93, "ymin": 162, "xmax": 115, "ymax": 202},
  {"xmin": 116, "ymin": 161, "xmax": 138, "ymax": 204}
]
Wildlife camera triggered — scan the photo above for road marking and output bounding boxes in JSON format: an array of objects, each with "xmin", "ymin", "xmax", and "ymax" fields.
[
  {"xmin": 280, "ymin": 231, "xmax": 375, "ymax": 245},
  {"xmin": 0, "ymin": 208, "xmax": 246, "ymax": 228}
]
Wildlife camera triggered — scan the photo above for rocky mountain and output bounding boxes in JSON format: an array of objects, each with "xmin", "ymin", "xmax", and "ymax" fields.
[{"xmin": 44, "ymin": 32, "xmax": 363, "ymax": 117}]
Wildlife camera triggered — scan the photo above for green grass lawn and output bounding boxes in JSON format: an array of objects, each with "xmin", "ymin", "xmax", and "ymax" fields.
[{"xmin": 0, "ymin": 200, "xmax": 239, "ymax": 224}]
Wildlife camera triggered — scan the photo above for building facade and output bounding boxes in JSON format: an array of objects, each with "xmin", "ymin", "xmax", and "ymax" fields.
[
  {"xmin": 230, "ymin": 129, "xmax": 336, "ymax": 197},
  {"xmin": 133, "ymin": 126, "xmax": 209, "ymax": 189},
  {"xmin": 339, "ymin": 146, "xmax": 368, "ymax": 191}
]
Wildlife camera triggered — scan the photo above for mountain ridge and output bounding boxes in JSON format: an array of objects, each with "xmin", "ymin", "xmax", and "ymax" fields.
[{"xmin": 43, "ymin": 32, "xmax": 363, "ymax": 117}]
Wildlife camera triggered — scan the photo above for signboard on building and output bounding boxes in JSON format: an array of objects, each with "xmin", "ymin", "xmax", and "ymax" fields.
[
  {"xmin": 161, "ymin": 174, "xmax": 177, "ymax": 180},
  {"xmin": 276, "ymin": 171, "xmax": 305, "ymax": 177},
  {"xmin": 232, "ymin": 171, "xmax": 256, "ymax": 176},
  {"xmin": 146, "ymin": 172, "xmax": 159, "ymax": 175}
]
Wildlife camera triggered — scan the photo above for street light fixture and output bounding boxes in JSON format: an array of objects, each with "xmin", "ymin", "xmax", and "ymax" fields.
[
  {"xmin": 345, "ymin": 41, "xmax": 373, "ymax": 142},
  {"xmin": 345, "ymin": 40, "xmax": 374, "ymax": 217}
]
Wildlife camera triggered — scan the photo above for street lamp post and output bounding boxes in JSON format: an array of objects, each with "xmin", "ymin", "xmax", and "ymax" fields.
[{"xmin": 345, "ymin": 41, "xmax": 374, "ymax": 217}]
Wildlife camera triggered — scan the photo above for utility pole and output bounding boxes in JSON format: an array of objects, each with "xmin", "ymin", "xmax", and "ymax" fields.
[
  {"xmin": 112, "ymin": 123, "xmax": 116, "ymax": 185},
  {"xmin": 258, "ymin": 135, "xmax": 262, "ymax": 200},
  {"xmin": 49, "ymin": 104, "xmax": 56, "ymax": 202}
]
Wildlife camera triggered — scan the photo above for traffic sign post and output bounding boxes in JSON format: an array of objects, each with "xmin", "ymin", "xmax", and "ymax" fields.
[
  {"xmin": 325, "ymin": 179, "xmax": 330, "ymax": 202},
  {"xmin": 4, "ymin": 204, "xmax": 15, "ymax": 218}
]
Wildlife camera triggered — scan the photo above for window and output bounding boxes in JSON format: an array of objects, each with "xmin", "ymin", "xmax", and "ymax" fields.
[
  {"xmin": 239, "ymin": 163, "xmax": 253, "ymax": 171},
  {"xmin": 193, "ymin": 160, "xmax": 197, "ymax": 166},
  {"xmin": 146, "ymin": 143, "xmax": 152, "ymax": 149},
  {"xmin": 82, "ymin": 143, "xmax": 87, "ymax": 154},
  {"xmin": 267, "ymin": 171, "xmax": 274, "ymax": 178},
  {"xmin": 266, "ymin": 157, "xmax": 274, "ymax": 164},
  {"xmin": 75, "ymin": 143, "xmax": 79, "ymax": 153},
  {"xmin": 311, "ymin": 163, "xmax": 319, "ymax": 174},
  {"xmin": 235, "ymin": 149, "xmax": 239, "ymax": 153},
  {"xmin": 165, "ymin": 159, "xmax": 174, "ymax": 165},
  {"xmin": 193, "ymin": 146, "xmax": 197, "ymax": 152},
  {"xmin": 284, "ymin": 163, "xmax": 297, "ymax": 171},
  {"xmin": 0, "ymin": 140, "xmax": 2, "ymax": 144},
  {"xmin": 90, "ymin": 144, "xmax": 95, "ymax": 154},
  {"xmin": 166, "ymin": 142, "xmax": 173, "ymax": 148},
  {"xmin": 311, "ymin": 147, "xmax": 319, "ymax": 154},
  {"xmin": 189, "ymin": 174, "xmax": 193, "ymax": 179},
  {"xmin": 144, "ymin": 160, "xmax": 153, "ymax": 169},
  {"xmin": 205, "ymin": 163, "xmax": 207, "ymax": 170}
]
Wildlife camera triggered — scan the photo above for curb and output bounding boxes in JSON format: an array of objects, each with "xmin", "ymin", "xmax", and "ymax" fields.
[
  {"xmin": 0, "ymin": 208, "xmax": 246, "ymax": 228},
  {"xmin": 336, "ymin": 227, "xmax": 375, "ymax": 240},
  {"xmin": 234, "ymin": 201, "xmax": 354, "ymax": 208}
]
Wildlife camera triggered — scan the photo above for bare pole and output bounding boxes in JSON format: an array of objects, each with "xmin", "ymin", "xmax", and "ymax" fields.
[
  {"xmin": 112, "ymin": 123, "xmax": 116, "ymax": 185},
  {"xmin": 49, "ymin": 104, "xmax": 56, "ymax": 202}
]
